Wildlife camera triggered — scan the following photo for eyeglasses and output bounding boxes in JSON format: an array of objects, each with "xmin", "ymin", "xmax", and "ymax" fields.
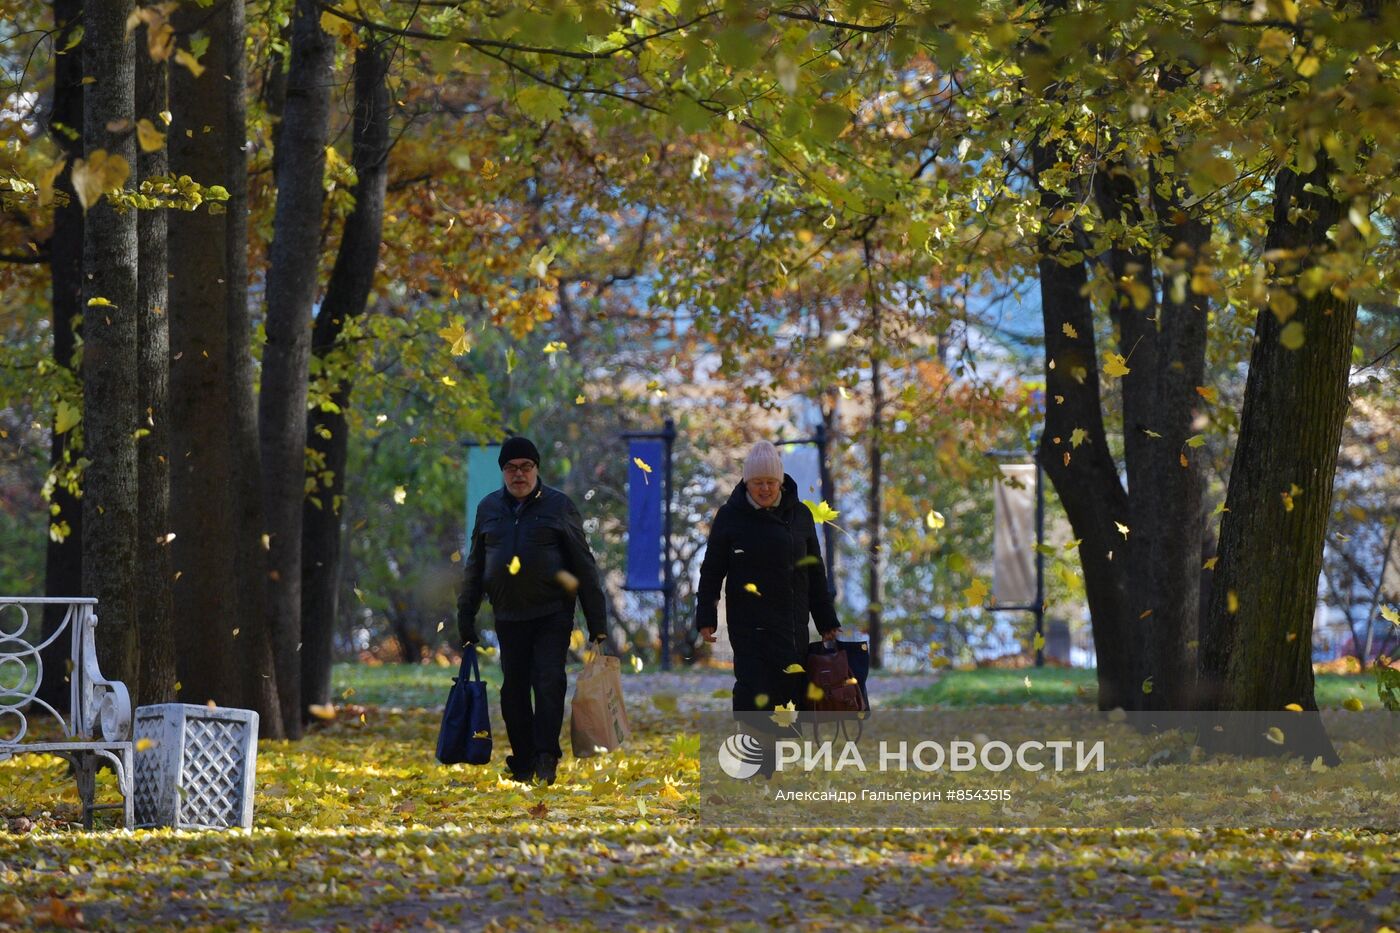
[{"xmin": 502, "ymin": 461, "xmax": 537, "ymax": 476}]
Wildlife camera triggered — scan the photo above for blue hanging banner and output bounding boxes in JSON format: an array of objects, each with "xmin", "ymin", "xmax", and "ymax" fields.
[
  {"xmin": 465, "ymin": 444, "xmax": 501, "ymax": 549},
  {"xmin": 625, "ymin": 439, "xmax": 665, "ymax": 591}
]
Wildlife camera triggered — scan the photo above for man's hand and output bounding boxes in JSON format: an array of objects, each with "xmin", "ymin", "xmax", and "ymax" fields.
[
  {"xmin": 821, "ymin": 626, "xmax": 842, "ymax": 644},
  {"xmin": 699, "ymin": 626, "xmax": 717, "ymax": 644}
]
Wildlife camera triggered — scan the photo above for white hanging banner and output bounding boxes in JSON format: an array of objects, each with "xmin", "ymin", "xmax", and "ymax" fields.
[
  {"xmin": 993, "ymin": 464, "xmax": 1037, "ymax": 607},
  {"xmin": 777, "ymin": 441, "xmax": 825, "ymax": 561}
]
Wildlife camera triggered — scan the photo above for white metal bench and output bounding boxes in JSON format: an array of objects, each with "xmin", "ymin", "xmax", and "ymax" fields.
[{"xmin": 0, "ymin": 597, "xmax": 133, "ymax": 827}]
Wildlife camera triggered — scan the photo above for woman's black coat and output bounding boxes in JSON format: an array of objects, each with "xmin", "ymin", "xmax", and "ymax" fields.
[{"xmin": 695, "ymin": 474, "xmax": 839, "ymax": 656}]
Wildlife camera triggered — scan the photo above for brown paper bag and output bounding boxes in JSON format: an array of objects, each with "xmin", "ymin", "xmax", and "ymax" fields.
[{"xmin": 570, "ymin": 652, "xmax": 632, "ymax": 757}]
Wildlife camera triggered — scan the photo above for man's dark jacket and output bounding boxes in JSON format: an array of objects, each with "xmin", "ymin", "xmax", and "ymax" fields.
[
  {"xmin": 457, "ymin": 481, "xmax": 606, "ymax": 643},
  {"xmin": 695, "ymin": 475, "xmax": 838, "ymax": 650}
]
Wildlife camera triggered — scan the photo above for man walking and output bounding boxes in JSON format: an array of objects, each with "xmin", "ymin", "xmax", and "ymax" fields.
[{"xmin": 457, "ymin": 436, "xmax": 607, "ymax": 784}]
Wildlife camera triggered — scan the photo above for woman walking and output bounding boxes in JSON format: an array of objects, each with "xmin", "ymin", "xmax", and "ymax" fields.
[{"xmin": 695, "ymin": 441, "xmax": 840, "ymax": 711}]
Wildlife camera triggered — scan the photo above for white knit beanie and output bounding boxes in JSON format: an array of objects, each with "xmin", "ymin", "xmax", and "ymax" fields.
[{"xmin": 743, "ymin": 441, "xmax": 784, "ymax": 483}]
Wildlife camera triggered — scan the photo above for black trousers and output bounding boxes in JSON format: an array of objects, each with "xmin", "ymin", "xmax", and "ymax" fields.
[
  {"xmin": 730, "ymin": 624, "xmax": 805, "ymax": 712},
  {"xmin": 496, "ymin": 612, "xmax": 574, "ymax": 766}
]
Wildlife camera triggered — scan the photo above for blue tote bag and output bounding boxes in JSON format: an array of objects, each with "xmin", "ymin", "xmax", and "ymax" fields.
[{"xmin": 436, "ymin": 651, "xmax": 492, "ymax": 765}]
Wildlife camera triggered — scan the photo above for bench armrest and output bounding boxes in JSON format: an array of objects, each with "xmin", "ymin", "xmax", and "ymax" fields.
[{"xmin": 78, "ymin": 606, "xmax": 132, "ymax": 742}]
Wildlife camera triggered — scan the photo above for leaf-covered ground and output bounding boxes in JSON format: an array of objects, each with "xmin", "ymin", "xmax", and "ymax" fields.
[{"xmin": 2, "ymin": 667, "xmax": 1396, "ymax": 930}]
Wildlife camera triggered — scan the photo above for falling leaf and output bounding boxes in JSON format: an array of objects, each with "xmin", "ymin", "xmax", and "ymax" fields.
[
  {"xmin": 1227, "ymin": 590, "xmax": 1239, "ymax": 614},
  {"xmin": 1264, "ymin": 726, "xmax": 1285, "ymax": 745},
  {"xmin": 838, "ymin": 385, "xmax": 851, "ymax": 400},
  {"xmin": 392, "ymin": 486, "xmax": 407, "ymax": 505},
  {"xmin": 70, "ymin": 150, "xmax": 130, "ymax": 210},
  {"xmin": 543, "ymin": 341, "xmax": 568, "ymax": 354},
  {"xmin": 1380, "ymin": 605, "xmax": 1400, "ymax": 626},
  {"xmin": 308, "ymin": 704, "xmax": 336, "ymax": 720},
  {"xmin": 527, "ymin": 801, "xmax": 549, "ymax": 818},
  {"xmin": 1203, "ymin": 557, "xmax": 1219, "ymax": 571},
  {"xmin": 38, "ymin": 157, "xmax": 66, "ymax": 207},
  {"xmin": 174, "ymin": 47, "xmax": 205, "ymax": 77},
  {"xmin": 437, "ymin": 321, "xmax": 472, "ymax": 355},
  {"xmin": 782, "ymin": 663, "xmax": 806, "ymax": 674},
  {"xmin": 135, "ymin": 737, "xmax": 156, "ymax": 753},
  {"xmin": 569, "ymin": 629, "xmax": 586, "ymax": 653},
  {"xmin": 1115, "ymin": 521, "xmax": 1130, "ymax": 539},
  {"xmin": 1141, "ymin": 677, "xmax": 1153, "ymax": 695},
  {"xmin": 508, "ymin": 555, "xmax": 521, "ymax": 575},
  {"xmin": 962, "ymin": 578, "xmax": 989, "ymax": 608},
  {"xmin": 528, "ymin": 245, "xmax": 555, "ymax": 280},
  {"xmin": 1143, "ymin": 428, "xmax": 1162, "ymax": 439},
  {"xmin": 806, "ymin": 682, "xmax": 825, "ymax": 703},
  {"xmin": 1023, "ymin": 675, "xmax": 1032, "ymax": 691},
  {"xmin": 1195, "ymin": 386, "xmax": 1218, "ymax": 404},
  {"xmin": 770, "ymin": 701, "xmax": 798, "ymax": 727},
  {"xmin": 54, "ymin": 401, "xmax": 80, "ymax": 435},
  {"xmin": 135, "ymin": 118, "xmax": 165, "ymax": 152},
  {"xmin": 925, "ymin": 509, "xmax": 945, "ymax": 531},
  {"xmin": 743, "ymin": 583, "xmax": 761, "ymax": 597},
  {"xmin": 1061, "ymin": 322, "xmax": 1078, "ymax": 339},
  {"xmin": 1033, "ymin": 633, "xmax": 1046, "ymax": 653},
  {"xmin": 1279, "ymin": 321, "xmax": 1305, "ymax": 350},
  {"xmin": 630, "ymin": 655, "xmax": 643, "ymax": 672},
  {"xmin": 1185, "ymin": 435, "xmax": 1207, "ymax": 448},
  {"xmin": 1103, "ymin": 352, "xmax": 1131, "ymax": 378},
  {"xmin": 803, "ymin": 500, "xmax": 840, "ymax": 524},
  {"xmin": 555, "ymin": 569, "xmax": 579, "ymax": 594},
  {"xmin": 633, "ymin": 457, "xmax": 653, "ymax": 484},
  {"xmin": 575, "ymin": 395, "xmax": 586, "ymax": 405},
  {"xmin": 1069, "ymin": 428, "xmax": 1088, "ymax": 448},
  {"xmin": 1284, "ymin": 703, "xmax": 1303, "ymax": 712},
  {"xmin": 1342, "ymin": 697, "xmax": 1364, "ymax": 712}
]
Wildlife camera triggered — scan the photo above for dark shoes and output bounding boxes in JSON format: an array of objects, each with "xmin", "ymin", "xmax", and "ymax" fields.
[
  {"xmin": 533, "ymin": 752, "xmax": 558, "ymax": 786},
  {"xmin": 504, "ymin": 754, "xmax": 534, "ymax": 783},
  {"xmin": 505, "ymin": 752, "xmax": 559, "ymax": 784}
]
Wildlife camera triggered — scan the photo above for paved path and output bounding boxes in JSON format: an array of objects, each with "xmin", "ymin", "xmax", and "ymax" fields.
[{"xmin": 614, "ymin": 669, "xmax": 939, "ymax": 712}]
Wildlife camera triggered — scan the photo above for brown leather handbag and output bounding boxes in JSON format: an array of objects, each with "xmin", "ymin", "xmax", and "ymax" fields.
[{"xmin": 802, "ymin": 642, "xmax": 870, "ymax": 714}]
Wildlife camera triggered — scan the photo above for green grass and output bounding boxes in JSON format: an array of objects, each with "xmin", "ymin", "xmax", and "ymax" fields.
[
  {"xmin": 328, "ymin": 657, "xmax": 715, "ymax": 709},
  {"xmin": 889, "ymin": 667, "xmax": 1382, "ymax": 709},
  {"xmin": 330, "ymin": 662, "xmax": 494, "ymax": 709}
]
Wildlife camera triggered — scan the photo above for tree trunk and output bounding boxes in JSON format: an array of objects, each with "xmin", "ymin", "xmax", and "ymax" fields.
[
  {"xmin": 1091, "ymin": 149, "xmax": 1161, "ymax": 712},
  {"xmin": 1090, "ymin": 98, "xmax": 1211, "ymax": 711},
  {"xmin": 1031, "ymin": 130, "xmax": 1134, "ymax": 711},
  {"xmin": 224, "ymin": 0, "xmax": 284, "ymax": 737},
  {"xmin": 169, "ymin": 4, "xmax": 240, "ymax": 709},
  {"xmin": 1199, "ymin": 158, "xmax": 1355, "ymax": 764},
  {"xmin": 38, "ymin": 0, "xmax": 85, "ymax": 714},
  {"xmin": 81, "ymin": 0, "xmax": 140, "ymax": 690},
  {"xmin": 168, "ymin": 0, "xmax": 282, "ymax": 735},
  {"xmin": 261, "ymin": 0, "xmax": 334, "ymax": 738},
  {"xmin": 302, "ymin": 39, "xmax": 391, "ymax": 713},
  {"xmin": 136, "ymin": 19, "xmax": 175, "ymax": 705},
  {"xmin": 1139, "ymin": 160, "xmax": 1209, "ymax": 712}
]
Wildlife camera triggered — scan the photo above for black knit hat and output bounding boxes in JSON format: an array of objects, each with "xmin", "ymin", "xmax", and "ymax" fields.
[{"xmin": 498, "ymin": 436, "xmax": 541, "ymax": 468}]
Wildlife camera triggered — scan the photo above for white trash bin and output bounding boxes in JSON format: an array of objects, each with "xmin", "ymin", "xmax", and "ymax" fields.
[{"xmin": 132, "ymin": 704, "xmax": 258, "ymax": 829}]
